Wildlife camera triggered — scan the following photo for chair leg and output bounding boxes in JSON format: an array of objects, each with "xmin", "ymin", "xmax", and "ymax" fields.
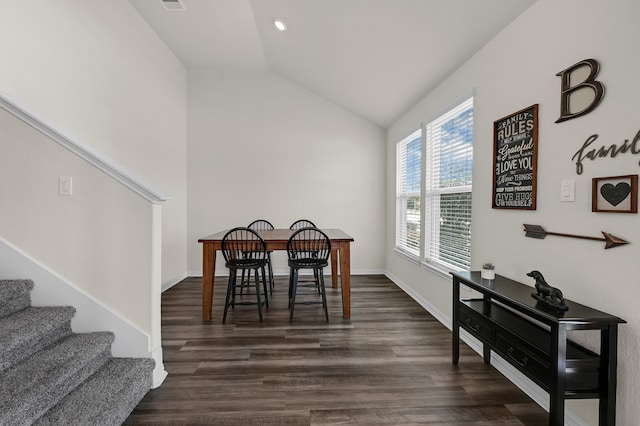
[
  {"xmin": 253, "ymin": 268, "xmax": 263, "ymax": 322},
  {"xmin": 230, "ymin": 270, "xmax": 238, "ymax": 307},
  {"xmin": 289, "ymin": 269, "xmax": 298, "ymax": 322},
  {"xmin": 222, "ymin": 271, "xmax": 236, "ymax": 324},
  {"xmin": 261, "ymin": 265, "xmax": 269, "ymax": 309},
  {"xmin": 318, "ymin": 268, "xmax": 329, "ymax": 322},
  {"xmin": 288, "ymin": 268, "xmax": 294, "ymax": 308},
  {"xmin": 267, "ymin": 252, "xmax": 274, "ymax": 294}
]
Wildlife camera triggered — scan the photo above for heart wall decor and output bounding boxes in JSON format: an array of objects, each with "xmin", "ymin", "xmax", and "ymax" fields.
[
  {"xmin": 592, "ymin": 175, "xmax": 638, "ymax": 213},
  {"xmin": 600, "ymin": 183, "xmax": 631, "ymax": 206}
]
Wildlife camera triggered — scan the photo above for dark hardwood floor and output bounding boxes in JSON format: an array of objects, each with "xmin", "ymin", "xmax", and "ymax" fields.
[{"xmin": 124, "ymin": 275, "xmax": 548, "ymax": 425}]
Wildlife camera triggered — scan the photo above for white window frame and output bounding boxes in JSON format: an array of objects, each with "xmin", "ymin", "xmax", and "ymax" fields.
[
  {"xmin": 395, "ymin": 129, "xmax": 422, "ymax": 259},
  {"xmin": 394, "ymin": 95, "xmax": 474, "ymax": 275},
  {"xmin": 423, "ymin": 96, "xmax": 474, "ymax": 273}
]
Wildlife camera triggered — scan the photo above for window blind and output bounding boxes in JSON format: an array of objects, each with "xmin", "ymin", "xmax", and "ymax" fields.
[
  {"xmin": 424, "ymin": 97, "xmax": 473, "ymax": 270},
  {"xmin": 395, "ymin": 129, "xmax": 422, "ymax": 258}
]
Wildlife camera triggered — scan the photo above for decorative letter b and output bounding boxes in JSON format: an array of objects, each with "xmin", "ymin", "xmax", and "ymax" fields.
[{"xmin": 555, "ymin": 59, "xmax": 605, "ymax": 123}]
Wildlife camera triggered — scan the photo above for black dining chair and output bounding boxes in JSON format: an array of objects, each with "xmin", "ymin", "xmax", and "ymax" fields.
[
  {"xmin": 289, "ymin": 219, "xmax": 321, "ymax": 289},
  {"xmin": 287, "ymin": 227, "xmax": 331, "ymax": 322},
  {"xmin": 247, "ymin": 219, "xmax": 275, "ymax": 293},
  {"xmin": 289, "ymin": 219, "xmax": 317, "ymax": 230},
  {"xmin": 221, "ymin": 227, "xmax": 269, "ymax": 323}
]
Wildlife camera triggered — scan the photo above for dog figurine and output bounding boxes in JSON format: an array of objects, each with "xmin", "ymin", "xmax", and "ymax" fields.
[{"xmin": 527, "ymin": 270, "xmax": 568, "ymax": 311}]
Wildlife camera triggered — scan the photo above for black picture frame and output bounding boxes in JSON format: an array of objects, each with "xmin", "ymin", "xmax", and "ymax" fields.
[{"xmin": 492, "ymin": 104, "xmax": 538, "ymax": 210}]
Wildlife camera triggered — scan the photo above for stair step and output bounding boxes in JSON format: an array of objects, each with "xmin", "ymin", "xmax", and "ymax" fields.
[
  {"xmin": 0, "ymin": 279, "xmax": 34, "ymax": 318},
  {"xmin": 34, "ymin": 357, "xmax": 155, "ymax": 426},
  {"xmin": 0, "ymin": 306, "xmax": 75, "ymax": 372},
  {"xmin": 0, "ymin": 332, "xmax": 114, "ymax": 426}
]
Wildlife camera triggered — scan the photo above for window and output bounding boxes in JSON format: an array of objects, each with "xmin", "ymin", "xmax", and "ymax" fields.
[
  {"xmin": 395, "ymin": 96, "xmax": 474, "ymax": 271},
  {"xmin": 395, "ymin": 129, "xmax": 422, "ymax": 257},
  {"xmin": 424, "ymin": 97, "xmax": 473, "ymax": 270}
]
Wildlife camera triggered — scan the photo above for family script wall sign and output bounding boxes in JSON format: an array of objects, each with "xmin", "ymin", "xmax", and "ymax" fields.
[{"xmin": 572, "ymin": 129, "xmax": 640, "ymax": 175}]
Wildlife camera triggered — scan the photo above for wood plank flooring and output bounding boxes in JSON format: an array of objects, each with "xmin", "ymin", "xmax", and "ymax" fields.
[{"xmin": 124, "ymin": 275, "xmax": 548, "ymax": 425}]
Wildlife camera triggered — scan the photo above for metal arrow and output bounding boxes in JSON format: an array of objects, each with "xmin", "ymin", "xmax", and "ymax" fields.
[{"xmin": 523, "ymin": 224, "xmax": 629, "ymax": 249}]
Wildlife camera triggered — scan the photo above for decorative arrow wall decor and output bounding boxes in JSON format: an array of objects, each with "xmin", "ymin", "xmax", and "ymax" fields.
[{"xmin": 523, "ymin": 224, "xmax": 629, "ymax": 249}]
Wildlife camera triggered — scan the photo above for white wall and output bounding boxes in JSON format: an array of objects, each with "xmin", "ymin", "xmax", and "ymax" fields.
[
  {"xmin": 0, "ymin": 0, "xmax": 188, "ymax": 287},
  {"xmin": 386, "ymin": 1, "xmax": 640, "ymax": 424},
  {"xmin": 187, "ymin": 69, "xmax": 386, "ymax": 275}
]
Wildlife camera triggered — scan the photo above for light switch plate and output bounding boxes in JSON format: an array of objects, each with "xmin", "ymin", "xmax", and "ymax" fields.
[
  {"xmin": 560, "ymin": 179, "xmax": 575, "ymax": 202},
  {"xmin": 59, "ymin": 176, "xmax": 72, "ymax": 196}
]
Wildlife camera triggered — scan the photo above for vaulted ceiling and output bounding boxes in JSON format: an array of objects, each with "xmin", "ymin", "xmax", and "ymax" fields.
[{"xmin": 130, "ymin": 0, "xmax": 536, "ymax": 128}]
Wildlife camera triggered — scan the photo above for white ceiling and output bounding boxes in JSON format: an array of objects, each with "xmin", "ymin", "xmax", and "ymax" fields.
[{"xmin": 130, "ymin": 0, "xmax": 536, "ymax": 128}]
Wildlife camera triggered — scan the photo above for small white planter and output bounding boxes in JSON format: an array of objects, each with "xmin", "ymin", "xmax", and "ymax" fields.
[{"xmin": 481, "ymin": 269, "xmax": 495, "ymax": 280}]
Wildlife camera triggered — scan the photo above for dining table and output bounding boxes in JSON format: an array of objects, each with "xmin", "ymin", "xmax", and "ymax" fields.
[{"xmin": 198, "ymin": 228, "xmax": 354, "ymax": 321}]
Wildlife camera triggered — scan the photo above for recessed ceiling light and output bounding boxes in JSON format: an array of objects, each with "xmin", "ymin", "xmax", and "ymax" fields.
[{"xmin": 273, "ymin": 18, "xmax": 287, "ymax": 31}]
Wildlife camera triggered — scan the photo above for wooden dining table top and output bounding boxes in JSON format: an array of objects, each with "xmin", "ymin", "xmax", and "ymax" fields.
[{"xmin": 198, "ymin": 228, "xmax": 354, "ymax": 243}]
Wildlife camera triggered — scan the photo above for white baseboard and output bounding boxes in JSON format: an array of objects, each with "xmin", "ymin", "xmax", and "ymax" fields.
[
  {"xmin": 151, "ymin": 345, "xmax": 168, "ymax": 388},
  {"xmin": 162, "ymin": 272, "xmax": 188, "ymax": 292}
]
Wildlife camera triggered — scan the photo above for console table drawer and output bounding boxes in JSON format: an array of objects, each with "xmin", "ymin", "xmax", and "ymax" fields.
[
  {"xmin": 458, "ymin": 302, "xmax": 495, "ymax": 343},
  {"xmin": 495, "ymin": 331, "xmax": 550, "ymax": 387}
]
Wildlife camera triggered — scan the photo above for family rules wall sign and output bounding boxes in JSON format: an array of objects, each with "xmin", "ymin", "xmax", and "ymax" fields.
[{"xmin": 492, "ymin": 104, "xmax": 538, "ymax": 210}]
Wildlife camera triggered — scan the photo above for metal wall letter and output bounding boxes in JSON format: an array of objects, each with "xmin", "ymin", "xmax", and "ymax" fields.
[{"xmin": 555, "ymin": 58, "xmax": 605, "ymax": 123}]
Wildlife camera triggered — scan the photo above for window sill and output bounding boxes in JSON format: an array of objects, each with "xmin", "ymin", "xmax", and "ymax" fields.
[
  {"xmin": 421, "ymin": 261, "xmax": 457, "ymax": 281},
  {"xmin": 393, "ymin": 248, "xmax": 420, "ymax": 265}
]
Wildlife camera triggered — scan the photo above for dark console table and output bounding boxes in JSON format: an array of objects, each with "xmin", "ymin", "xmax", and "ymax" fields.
[{"xmin": 451, "ymin": 271, "xmax": 625, "ymax": 426}]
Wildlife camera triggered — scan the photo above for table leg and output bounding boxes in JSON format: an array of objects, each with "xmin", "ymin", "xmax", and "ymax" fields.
[
  {"xmin": 202, "ymin": 243, "xmax": 216, "ymax": 321},
  {"xmin": 330, "ymin": 247, "xmax": 339, "ymax": 289},
  {"xmin": 452, "ymin": 278, "xmax": 460, "ymax": 364},
  {"xmin": 599, "ymin": 325, "xmax": 618, "ymax": 426},
  {"xmin": 482, "ymin": 297, "xmax": 491, "ymax": 364},
  {"xmin": 339, "ymin": 242, "xmax": 351, "ymax": 319},
  {"xmin": 549, "ymin": 324, "xmax": 567, "ymax": 426}
]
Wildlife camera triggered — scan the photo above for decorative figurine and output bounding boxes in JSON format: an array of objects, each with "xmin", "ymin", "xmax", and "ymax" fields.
[{"xmin": 527, "ymin": 270, "xmax": 569, "ymax": 311}]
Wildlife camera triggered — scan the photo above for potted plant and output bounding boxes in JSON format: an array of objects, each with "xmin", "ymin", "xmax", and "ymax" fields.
[{"xmin": 481, "ymin": 263, "xmax": 495, "ymax": 280}]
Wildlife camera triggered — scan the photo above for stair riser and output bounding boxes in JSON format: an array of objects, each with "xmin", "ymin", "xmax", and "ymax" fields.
[
  {"xmin": 2, "ymin": 348, "xmax": 112, "ymax": 426},
  {"xmin": 34, "ymin": 358, "xmax": 155, "ymax": 425},
  {"xmin": 0, "ymin": 280, "xmax": 34, "ymax": 318},
  {"xmin": 1, "ymin": 321, "xmax": 72, "ymax": 372},
  {"xmin": 0, "ymin": 294, "xmax": 30, "ymax": 318}
]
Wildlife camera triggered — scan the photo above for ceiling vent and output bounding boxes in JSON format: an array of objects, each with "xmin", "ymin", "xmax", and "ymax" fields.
[{"xmin": 161, "ymin": 0, "xmax": 185, "ymax": 11}]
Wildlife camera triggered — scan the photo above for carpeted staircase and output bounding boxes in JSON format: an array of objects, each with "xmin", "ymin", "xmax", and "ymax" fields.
[{"xmin": 0, "ymin": 279, "xmax": 154, "ymax": 425}]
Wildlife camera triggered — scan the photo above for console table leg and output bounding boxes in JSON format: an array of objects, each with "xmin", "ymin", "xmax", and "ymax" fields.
[
  {"xmin": 549, "ymin": 324, "xmax": 568, "ymax": 426},
  {"xmin": 483, "ymin": 344, "xmax": 491, "ymax": 364},
  {"xmin": 452, "ymin": 279, "xmax": 460, "ymax": 364},
  {"xmin": 600, "ymin": 325, "xmax": 618, "ymax": 426},
  {"xmin": 482, "ymin": 297, "xmax": 491, "ymax": 364}
]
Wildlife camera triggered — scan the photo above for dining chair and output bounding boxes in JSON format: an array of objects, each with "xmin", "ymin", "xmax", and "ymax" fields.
[
  {"xmin": 247, "ymin": 219, "xmax": 275, "ymax": 293},
  {"xmin": 289, "ymin": 219, "xmax": 317, "ymax": 230},
  {"xmin": 287, "ymin": 227, "xmax": 331, "ymax": 322},
  {"xmin": 221, "ymin": 227, "xmax": 269, "ymax": 323},
  {"xmin": 289, "ymin": 219, "xmax": 320, "ymax": 289}
]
